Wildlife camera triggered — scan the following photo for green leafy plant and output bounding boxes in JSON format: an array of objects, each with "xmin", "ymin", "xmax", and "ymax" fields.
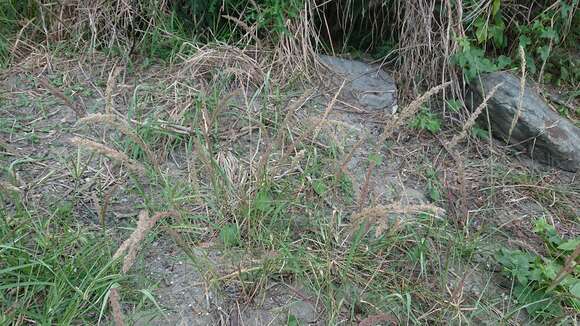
[
  {"xmin": 453, "ymin": 37, "xmax": 509, "ymax": 81},
  {"xmin": 471, "ymin": 126, "xmax": 489, "ymax": 140},
  {"xmin": 474, "ymin": 15, "xmax": 506, "ymax": 48},
  {"xmin": 424, "ymin": 168, "xmax": 442, "ymax": 202},
  {"xmin": 410, "ymin": 107, "xmax": 442, "ymax": 134},
  {"xmin": 496, "ymin": 218, "xmax": 579, "ymax": 321}
]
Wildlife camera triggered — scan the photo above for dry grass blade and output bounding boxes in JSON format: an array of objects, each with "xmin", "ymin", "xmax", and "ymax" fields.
[
  {"xmin": 255, "ymin": 90, "xmax": 314, "ymax": 181},
  {"xmin": 37, "ymin": 77, "xmax": 86, "ymax": 118},
  {"xmin": 507, "ymin": 46, "xmax": 526, "ymax": 143},
  {"xmin": 444, "ymin": 82, "xmax": 501, "ymax": 230},
  {"xmin": 105, "ymin": 66, "xmax": 123, "ymax": 114},
  {"xmin": 280, "ymin": 83, "xmax": 341, "ymax": 158},
  {"xmin": 70, "ymin": 136, "xmax": 146, "ymax": 174},
  {"xmin": 78, "ymin": 114, "xmax": 159, "ymax": 172},
  {"xmin": 0, "ymin": 181, "xmax": 22, "ymax": 194},
  {"xmin": 176, "ymin": 45, "xmax": 264, "ymax": 86},
  {"xmin": 358, "ymin": 313, "xmax": 398, "ymax": 326},
  {"xmin": 312, "ymin": 81, "xmax": 344, "ymax": 140},
  {"xmin": 222, "ymin": 15, "xmax": 262, "ymax": 47},
  {"xmin": 381, "ymin": 81, "xmax": 452, "ymax": 142},
  {"xmin": 353, "ymin": 203, "xmax": 445, "ymax": 222},
  {"xmin": 93, "ymin": 185, "xmax": 117, "ymax": 227},
  {"xmin": 352, "ymin": 203, "xmax": 445, "ymax": 237},
  {"xmin": 447, "ymin": 82, "xmax": 503, "ymax": 151},
  {"xmin": 358, "ymin": 81, "xmax": 452, "ymax": 208},
  {"xmin": 113, "ymin": 210, "xmax": 179, "ymax": 273}
]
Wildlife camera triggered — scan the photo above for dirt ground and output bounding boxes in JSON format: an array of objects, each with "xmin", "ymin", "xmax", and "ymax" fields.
[{"xmin": 1, "ymin": 53, "xmax": 578, "ymax": 325}]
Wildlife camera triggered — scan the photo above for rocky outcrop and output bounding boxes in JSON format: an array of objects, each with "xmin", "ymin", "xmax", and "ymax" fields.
[
  {"xmin": 467, "ymin": 72, "xmax": 580, "ymax": 172},
  {"xmin": 319, "ymin": 55, "xmax": 397, "ymax": 114}
]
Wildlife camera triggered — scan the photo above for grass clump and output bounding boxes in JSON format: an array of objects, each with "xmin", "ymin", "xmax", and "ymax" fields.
[{"xmin": 0, "ymin": 202, "xmax": 126, "ymax": 324}]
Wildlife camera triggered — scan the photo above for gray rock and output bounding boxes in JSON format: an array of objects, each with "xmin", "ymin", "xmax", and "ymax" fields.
[
  {"xmin": 467, "ymin": 72, "xmax": 580, "ymax": 172},
  {"xmin": 319, "ymin": 55, "xmax": 397, "ymax": 113}
]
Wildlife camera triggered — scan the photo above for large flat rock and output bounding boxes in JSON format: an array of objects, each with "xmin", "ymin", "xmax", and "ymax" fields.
[
  {"xmin": 319, "ymin": 55, "xmax": 397, "ymax": 114},
  {"xmin": 467, "ymin": 72, "xmax": 580, "ymax": 172}
]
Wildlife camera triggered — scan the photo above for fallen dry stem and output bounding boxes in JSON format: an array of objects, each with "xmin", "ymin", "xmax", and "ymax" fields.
[
  {"xmin": 109, "ymin": 288, "xmax": 124, "ymax": 326},
  {"xmin": 352, "ymin": 203, "xmax": 445, "ymax": 237},
  {"xmin": 547, "ymin": 242, "xmax": 580, "ymax": 292},
  {"xmin": 109, "ymin": 210, "xmax": 179, "ymax": 324},
  {"xmin": 37, "ymin": 77, "xmax": 86, "ymax": 118},
  {"xmin": 113, "ymin": 210, "xmax": 179, "ymax": 273},
  {"xmin": 507, "ymin": 46, "xmax": 526, "ymax": 143},
  {"xmin": 444, "ymin": 82, "xmax": 502, "ymax": 230}
]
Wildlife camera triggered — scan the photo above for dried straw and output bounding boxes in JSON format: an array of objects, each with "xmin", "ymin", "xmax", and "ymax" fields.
[
  {"xmin": 507, "ymin": 46, "xmax": 526, "ymax": 143},
  {"xmin": 447, "ymin": 82, "xmax": 503, "ymax": 151},
  {"xmin": 108, "ymin": 210, "xmax": 179, "ymax": 325},
  {"xmin": 78, "ymin": 114, "xmax": 159, "ymax": 172},
  {"xmin": 70, "ymin": 136, "xmax": 146, "ymax": 174}
]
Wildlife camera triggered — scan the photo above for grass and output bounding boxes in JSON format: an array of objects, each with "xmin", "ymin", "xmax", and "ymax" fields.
[
  {"xmin": 0, "ymin": 1, "xmax": 579, "ymax": 324},
  {"xmin": 1, "ymin": 53, "xmax": 578, "ymax": 323},
  {"xmin": 0, "ymin": 201, "xmax": 125, "ymax": 324}
]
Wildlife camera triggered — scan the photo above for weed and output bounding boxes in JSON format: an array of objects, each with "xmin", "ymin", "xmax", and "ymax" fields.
[
  {"xmin": 410, "ymin": 107, "xmax": 442, "ymax": 134},
  {"xmin": 424, "ymin": 168, "xmax": 442, "ymax": 202},
  {"xmin": 496, "ymin": 218, "xmax": 579, "ymax": 321},
  {"xmin": 0, "ymin": 203, "xmax": 135, "ymax": 324}
]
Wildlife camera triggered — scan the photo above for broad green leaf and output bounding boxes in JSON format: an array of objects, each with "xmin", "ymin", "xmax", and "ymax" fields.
[
  {"xmin": 540, "ymin": 29, "xmax": 558, "ymax": 40},
  {"xmin": 220, "ymin": 224, "xmax": 240, "ymax": 248},
  {"xmin": 255, "ymin": 190, "xmax": 273, "ymax": 212},
  {"xmin": 518, "ymin": 35, "xmax": 531, "ymax": 48},
  {"xmin": 496, "ymin": 55, "xmax": 512, "ymax": 69},
  {"xmin": 312, "ymin": 179, "xmax": 328, "ymax": 196},
  {"xmin": 492, "ymin": 0, "xmax": 501, "ymax": 17},
  {"xmin": 541, "ymin": 260, "xmax": 561, "ymax": 280},
  {"xmin": 287, "ymin": 314, "xmax": 299, "ymax": 326},
  {"xmin": 537, "ymin": 46, "xmax": 551, "ymax": 62},
  {"xmin": 558, "ymin": 238, "xmax": 580, "ymax": 251}
]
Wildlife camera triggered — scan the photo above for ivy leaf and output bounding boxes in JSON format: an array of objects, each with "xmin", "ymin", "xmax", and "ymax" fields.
[
  {"xmin": 512, "ymin": 254, "xmax": 532, "ymax": 284},
  {"xmin": 541, "ymin": 260, "xmax": 561, "ymax": 280},
  {"xmin": 474, "ymin": 17, "xmax": 488, "ymax": 44},
  {"xmin": 489, "ymin": 18, "xmax": 506, "ymax": 48}
]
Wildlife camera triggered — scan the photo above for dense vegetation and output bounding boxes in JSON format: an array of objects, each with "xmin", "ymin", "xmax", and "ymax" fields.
[{"xmin": 1, "ymin": 0, "xmax": 578, "ymax": 324}]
